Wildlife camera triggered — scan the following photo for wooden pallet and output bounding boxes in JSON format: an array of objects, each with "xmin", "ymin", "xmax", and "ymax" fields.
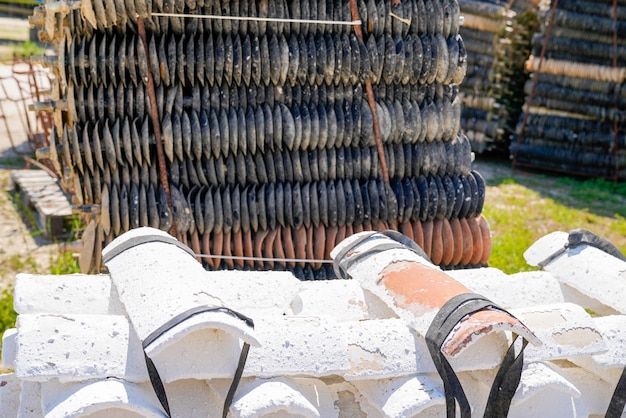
[{"xmin": 10, "ymin": 170, "xmax": 73, "ymax": 239}]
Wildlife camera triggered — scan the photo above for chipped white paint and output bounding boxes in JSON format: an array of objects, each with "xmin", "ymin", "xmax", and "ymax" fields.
[
  {"xmin": 40, "ymin": 379, "xmax": 166, "ymax": 417},
  {"xmin": 18, "ymin": 381, "xmax": 43, "ymax": 417},
  {"xmin": 0, "ymin": 373, "xmax": 21, "ymax": 417},
  {"xmin": 3, "ymin": 228, "xmax": 626, "ymax": 417},
  {"xmin": 352, "ymin": 375, "xmax": 445, "ymax": 417},
  {"xmin": 14, "ymin": 314, "xmax": 147, "ymax": 383},
  {"xmin": 569, "ymin": 315, "xmax": 626, "ymax": 386},
  {"xmin": 526, "ymin": 232, "xmax": 626, "ymax": 314},
  {"xmin": 1, "ymin": 328, "xmax": 16, "ymax": 370},
  {"xmin": 448, "ymin": 268, "xmax": 565, "ymax": 309},
  {"xmin": 13, "ymin": 273, "xmax": 124, "ymax": 315},
  {"xmin": 512, "ymin": 303, "xmax": 607, "ymax": 362},
  {"xmin": 524, "ymin": 231, "xmax": 569, "ymax": 267},
  {"xmin": 291, "ymin": 279, "xmax": 370, "ymax": 320},
  {"xmin": 205, "ymin": 270, "xmax": 303, "ymax": 317},
  {"xmin": 228, "ymin": 377, "xmax": 336, "ymax": 418},
  {"xmin": 246, "ymin": 316, "xmax": 349, "ymax": 378}
]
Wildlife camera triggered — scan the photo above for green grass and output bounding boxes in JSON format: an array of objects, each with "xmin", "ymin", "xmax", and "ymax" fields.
[{"xmin": 484, "ymin": 176, "xmax": 626, "ymax": 274}]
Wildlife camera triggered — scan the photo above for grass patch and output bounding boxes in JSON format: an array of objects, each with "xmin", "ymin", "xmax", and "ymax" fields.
[
  {"xmin": 12, "ymin": 40, "xmax": 44, "ymax": 59},
  {"xmin": 49, "ymin": 251, "xmax": 80, "ymax": 275},
  {"xmin": 484, "ymin": 177, "xmax": 626, "ymax": 274}
]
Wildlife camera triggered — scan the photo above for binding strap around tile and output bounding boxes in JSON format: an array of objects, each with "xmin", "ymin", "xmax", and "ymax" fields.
[
  {"xmin": 141, "ymin": 305, "xmax": 255, "ymax": 418},
  {"xmin": 425, "ymin": 293, "xmax": 529, "ymax": 418},
  {"xmin": 332, "ymin": 229, "xmax": 431, "ymax": 279},
  {"xmin": 605, "ymin": 364, "xmax": 626, "ymax": 418}
]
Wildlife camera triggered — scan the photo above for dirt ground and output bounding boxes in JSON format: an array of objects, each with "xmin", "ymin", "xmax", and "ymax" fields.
[{"xmin": 0, "ymin": 53, "xmax": 61, "ymax": 288}]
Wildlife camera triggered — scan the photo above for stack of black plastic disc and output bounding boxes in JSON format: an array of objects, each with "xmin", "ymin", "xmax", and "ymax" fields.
[
  {"xmin": 458, "ymin": 0, "xmax": 541, "ymax": 153},
  {"xmin": 31, "ymin": 0, "xmax": 493, "ymax": 277},
  {"xmin": 511, "ymin": 0, "xmax": 626, "ymax": 178}
]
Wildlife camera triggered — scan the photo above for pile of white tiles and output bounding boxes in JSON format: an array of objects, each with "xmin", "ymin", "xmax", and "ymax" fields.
[{"xmin": 2, "ymin": 227, "xmax": 626, "ymax": 417}]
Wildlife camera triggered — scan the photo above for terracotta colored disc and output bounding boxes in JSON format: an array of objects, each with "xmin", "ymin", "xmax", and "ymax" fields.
[
  {"xmin": 273, "ymin": 229, "xmax": 286, "ymax": 269},
  {"xmin": 412, "ymin": 220, "xmax": 424, "ymax": 250},
  {"xmin": 313, "ymin": 224, "xmax": 326, "ymax": 270},
  {"xmin": 233, "ymin": 229, "xmax": 244, "ymax": 269},
  {"xmin": 468, "ymin": 217, "xmax": 483, "ymax": 266},
  {"xmin": 441, "ymin": 218, "xmax": 454, "ymax": 266},
  {"xmin": 264, "ymin": 229, "xmax": 278, "ymax": 269},
  {"xmin": 422, "ymin": 220, "xmax": 433, "ymax": 258},
  {"xmin": 254, "ymin": 229, "xmax": 269, "ymax": 270},
  {"xmin": 459, "ymin": 218, "xmax": 473, "ymax": 266},
  {"xmin": 212, "ymin": 231, "xmax": 224, "ymax": 270},
  {"xmin": 223, "ymin": 230, "xmax": 234, "ymax": 269},
  {"xmin": 430, "ymin": 219, "xmax": 443, "ymax": 265},
  {"xmin": 202, "ymin": 232, "xmax": 214, "ymax": 270},
  {"xmin": 305, "ymin": 225, "xmax": 315, "ymax": 269},
  {"xmin": 294, "ymin": 226, "xmax": 307, "ymax": 268},
  {"xmin": 190, "ymin": 229, "xmax": 202, "ymax": 264},
  {"xmin": 449, "ymin": 217, "xmax": 464, "ymax": 266},
  {"xmin": 242, "ymin": 229, "xmax": 254, "ymax": 269},
  {"xmin": 282, "ymin": 226, "xmax": 296, "ymax": 269},
  {"xmin": 325, "ymin": 225, "xmax": 338, "ymax": 263},
  {"xmin": 399, "ymin": 221, "xmax": 414, "ymax": 242},
  {"xmin": 478, "ymin": 215, "xmax": 492, "ymax": 265}
]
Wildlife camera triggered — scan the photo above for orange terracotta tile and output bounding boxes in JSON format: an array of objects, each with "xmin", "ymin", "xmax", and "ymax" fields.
[
  {"xmin": 294, "ymin": 227, "xmax": 307, "ymax": 268},
  {"xmin": 212, "ymin": 231, "xmax": 224, "ymax": 270},
  {"xmin": 449, "ymin": 218, "xmax": 464, "ymax": 266},
  {"xmin": 313, "ymin": 224, "xmax": 325, "ymax": 270},
  {"xmin": 283, "ymin": 226, "xmax": 296, "ymax": 269},
  {"xmin": 399, "ymin": 221, "xmax": 414, "ymax": 242},
  {"xmin": 478, "ymin": 215, "xmax": 492, "ymax": 265},
  {"xmin": 430, "ymin": 220, "xmax": 443, "ymax": 265},
  {"xmin": 264, "ymin": 229, "xmax": 278, "ymax": 269},
  {"xmin": 380, "ymin": 260, "xmax": 470, "ymax": 313},
  {"xmin": 233, "ymin": 229, "xmax": 244, "ymax": 269},
  {"xmin": 412, "ymin": 220, "xmax": 425, "ymax": 250},
  {"xmin": 274, "ymin": 229, "xmax": 286, "ymax": 269},
  {"xmin": 242, "ymin": 229, "xmax": 254, "ymax": 269},
  {"xmin": 441, "ymin": 218, "xmax": 454, "ymax": 266},
  {"xmin": 223, "ymin": 230, "xmax": 234, "ymax": 269},
  {"xmin": 254, "ymin": 229, "xmax": 269, "ymax": 270},
  {"xmin": 422, "ymin": 220, "xmax": 433, "ymax": 258},
  {"xmin": 325, "ymin": 226, "xmax": 338, "ymax": 263},
  {"xmin": 460, "ymin": 218, "xmax": 473, "ymax": 265},
  {"xmin": 469, "ymin": 217, "xmax": 483, "ymax": 265}
]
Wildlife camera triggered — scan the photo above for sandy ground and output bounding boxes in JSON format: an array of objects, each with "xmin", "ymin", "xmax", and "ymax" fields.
[{"xmin": 0, "ymin": 17, "xmax": 60, "ymax": 287}]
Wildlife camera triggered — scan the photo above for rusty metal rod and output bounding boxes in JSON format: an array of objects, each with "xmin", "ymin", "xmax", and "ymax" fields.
[
  {"xmin": 136, "ymin": 16, "xmax": 176, "ymax": 235},
  {"xmin": 348, "ymin": 0, "xmax": 390, "ymax": 187}
]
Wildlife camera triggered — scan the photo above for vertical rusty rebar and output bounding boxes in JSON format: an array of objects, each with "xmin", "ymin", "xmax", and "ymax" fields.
[
  {"xmin": 348, "ymin": 0, "xmax": 390, "ymax": 186},
  {"xmin": 136, "ymin": 17, "xmax": 176, "ymax": 234}
]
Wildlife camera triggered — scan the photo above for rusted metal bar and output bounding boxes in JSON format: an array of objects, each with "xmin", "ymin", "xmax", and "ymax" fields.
[
  {"xmin": 136, "ymin": 16, "xmax": 176, "ymax": 235},
  {"xmin": 348, "ymin": 0, "xmax": 390, "ymax": 187}
]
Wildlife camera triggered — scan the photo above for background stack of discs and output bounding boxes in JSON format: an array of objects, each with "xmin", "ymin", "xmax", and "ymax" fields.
[
  {"xmin": 511, "ymin": 0, "xmax": 626, "ymax": 179},
  {"xmin": 458, "ymin": 0, "xmax": 541, "ymax": 153},
  {"xmin": 30, "ymin": 0, "xmax": 492, "ymax": 277}
]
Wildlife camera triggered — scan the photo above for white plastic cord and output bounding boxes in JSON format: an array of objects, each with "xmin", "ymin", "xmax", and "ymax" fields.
[
  {"xmin": 151, "ymin": 12, "xmax": 361, "ymax": 26},
  {"xmin": 195, "ymin": 253, "xmax": 334, "ymax": 264}
]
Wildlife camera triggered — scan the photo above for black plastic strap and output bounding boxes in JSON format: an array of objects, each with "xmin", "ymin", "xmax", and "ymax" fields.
[
  {"xmin": 606, "ymin": 364, "xmax": 626, "ymax": 417},
  {"xmin": 426, "ymin": 293, "xmax": 494, "ymax": 418},
  {"xmin": 567, "ymin": 228, "xmax": 626, "ymax": 262},
  {"xmin": 426, "ymin": 293, "xmax": 529, "ymax": 418},
  {"xmin": 103, "ymin": 233, "xmax": 196, "ymax": 263},
  {"xmin": 484, "ymin": 335, "xmax": 528, "ymax": 418},
  {"xmin": 141, "ymin": 305, "xmax": 254, "ymax": 418},
  {"xmin": 333, "ymin": 229, "xmax": 431, "ymax": 279}
]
